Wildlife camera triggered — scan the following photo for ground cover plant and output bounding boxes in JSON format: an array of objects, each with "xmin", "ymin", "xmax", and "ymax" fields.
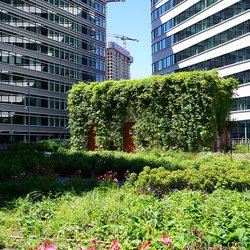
[{"xmin": 0, "ymin": 186, "xmax": 249, "ymax": 249}]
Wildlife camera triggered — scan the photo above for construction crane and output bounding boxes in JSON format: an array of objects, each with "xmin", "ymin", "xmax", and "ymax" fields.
[
  {"xmin": 108, "ymin": 33, "xmax": 139, "ymax": 49},
  {"xmin": 105, "ymin": 0, "xmax": 126, "ymax": 46},
  {"xmin": 106, "ymin": 0, "xmax": 125, "ymax": 2}
]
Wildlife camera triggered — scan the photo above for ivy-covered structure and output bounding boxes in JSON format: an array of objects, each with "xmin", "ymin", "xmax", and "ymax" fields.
[{"xmin": 68, "ymin": 71, "xmax": 237, "ymax": 152}]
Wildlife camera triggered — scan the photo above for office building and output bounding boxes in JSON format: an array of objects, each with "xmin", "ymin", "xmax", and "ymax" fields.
[
  {"xmin": 151, "ymin": 0, "xmax": 250, "ymax": 139},
  {"xmin": 106, "ymin": 41, "xmax": 133, "ymax": 80},
  {"xmin": 0, "ymin": 0, "xmax": 106, "ymax": 143}
]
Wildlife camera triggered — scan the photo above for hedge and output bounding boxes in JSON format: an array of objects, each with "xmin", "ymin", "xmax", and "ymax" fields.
[
  {"xmin": 1, "ymin": 149, "xmax": 249, "ymax": 181},
  {"xmin": 128, "ymin": 165, "xmax": 250, "ymax": 194}
]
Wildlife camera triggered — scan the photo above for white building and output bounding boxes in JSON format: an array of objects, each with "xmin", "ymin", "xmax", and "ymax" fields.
[
  {"xmin": 106, "ymin": 42, "xmax": 134, "ymax": 80},
  {"xmin": 151, "ymin": 0, "xmax": 250, "ymax": 139}
]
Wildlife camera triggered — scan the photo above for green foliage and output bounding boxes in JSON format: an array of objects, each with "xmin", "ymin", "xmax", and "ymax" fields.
[
  {"xmin": 1, "ymin": 148, "xmax": 250, "ymax": 205},
  {"xmin": 127, "ymin": 165, "xmax": 250, "ymax": 194},
  {"xmin": 0, "ymin": 175, "xmax": 98, "ymax": 203},
  {"xmin": 68, "ymin": 71, "xmax": 237, "ymax": 152},
  {"xmin": 234, "ymin": 144, "xmax": 250, "ymax": 153},
  {"xmin": 6, "ymin": 139, "xmax": 70, "ymax": 152},
  {"xmin": 1, "ymin": 149, "xmax": 250, "ymax": 184},
  {"xmin": 0, "ymin": 188, "xmax": 249, "ymax": 249},
  {"xmin": 0, "ymin": 149, "xmax": 192, "ymax": 182}
]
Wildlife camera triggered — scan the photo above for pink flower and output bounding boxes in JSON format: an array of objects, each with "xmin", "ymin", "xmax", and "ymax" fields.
[
  {"xmin": 159, "ymin": 234, "xmax": 172, "ymax": 246},
  {"xmin": 90, "ymin": 238, "xmax": 97, "ymax": 244},
  {"xmin": 111, "ymin": 240, "xmax": 121, "ymax": 250},
  {"xmin": 87, "ymin": 247, "xmax": 97, "ymax": 250},
  {"xmin": 35, "ymin": 242, "xmax": 58, "ymax": 250},
  {"xmin": 138, "ymin": 241, "xmax": 151, "ymax": 250},
  {"xmin": 45, "ymin": 245, "xmax": 58, "ymax": 250},
  {"xmin": 79, "ymin": 245, "xmax": 98, "ymax": 250}
]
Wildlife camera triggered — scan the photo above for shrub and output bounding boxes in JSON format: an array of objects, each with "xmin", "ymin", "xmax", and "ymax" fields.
[
  {"xmin": 0, "ymin": 175, "xmax": 99, "ymax": 203},
  {"xmin": 128, "ymin": 165, "xmax": 250, "ymax": 194},
  {"xmin": 1, "ymin": 150, "xmax": 250, "ymax": 183},
  {"xmin": 234, "ymin": 144, "xmax": 249, "ymax": 153},
  {"xmin": 6, "ymin": 139, "xmax": 70, "ymax": 153},
  {"xmin": 0, "ymin": 150, "xmax": 189, "ymax": 181}
]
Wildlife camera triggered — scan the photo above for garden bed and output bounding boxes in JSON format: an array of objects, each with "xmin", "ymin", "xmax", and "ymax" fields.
[{"xmin": 0, "ymin": 187, "xmax": 249, "ymax": 249}]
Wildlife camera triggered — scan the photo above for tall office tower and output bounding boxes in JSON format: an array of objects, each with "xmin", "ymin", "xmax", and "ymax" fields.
[
  {"xmin": 151, "ymin": 0, "xmax": 250, "ymax": 139},
  {"xmin": 106, "ymin": 41, "xmax": 133, "ymax": 80},
  {"xmin": 0, "ymin": 0, "xmax": 106, "ymax": 143}
]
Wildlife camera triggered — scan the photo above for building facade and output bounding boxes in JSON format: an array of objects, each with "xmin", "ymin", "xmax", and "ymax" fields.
[
  {"xmin": 151, "ymin": 0, "xmax": 250, "ymax": 139},
  {"xmin": 106, "ymin": 41, "xmax": 133, "ymax": 80},
  {"xmin": 0, "ymin": 0, "xmax": 106, "ymax": 143}
]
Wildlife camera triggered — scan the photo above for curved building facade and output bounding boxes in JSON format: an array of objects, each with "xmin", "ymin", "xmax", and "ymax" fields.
[
  {"xmin": 0, "ymin": 0, "xmax": 106, "ymax": 142},
  {"xmin": 151, "ymin": 0, "xmax": 250, "ymax": 140}
]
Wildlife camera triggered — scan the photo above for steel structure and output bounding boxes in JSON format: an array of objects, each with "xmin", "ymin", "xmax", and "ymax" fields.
[{"xmin": 108, "ymin": 34, "xmax": 139, "ymax": 48}]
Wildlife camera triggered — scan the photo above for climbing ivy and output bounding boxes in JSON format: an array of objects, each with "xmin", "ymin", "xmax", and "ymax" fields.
[{"xmin": 68, "ymin": 71, "xmax": 237, "ymax": 152}]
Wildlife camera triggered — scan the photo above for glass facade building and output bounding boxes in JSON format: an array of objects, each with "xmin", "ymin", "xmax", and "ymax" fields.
[
  {"xmin": 151, "ymin": 0, "xmax": 250, "ymax": 139},
  {"xmin": 0, "ymin": 0, "xmax": 106, "ymax": 142}
]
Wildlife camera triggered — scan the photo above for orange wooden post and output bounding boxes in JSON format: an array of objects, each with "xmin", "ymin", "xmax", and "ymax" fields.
[
  {"xmin": 221, "ymin": 128, "xmax": 229, "ymax": 152},
  {"xmin": 123, "ymin": 122, "xmax": 136, "ymax": 153},
  {"xmin": 211, "ymin": 140, "xmax": 216, "ymax": 152},
  {"xmin": 87, "ymin": 125, "xmax": 96, "ymax": 151}
]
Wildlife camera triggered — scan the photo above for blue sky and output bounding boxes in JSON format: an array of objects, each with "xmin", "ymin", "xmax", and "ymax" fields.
[{"xmin": 107, "ymin": 0, "xmax": 152, "ymax": 79}]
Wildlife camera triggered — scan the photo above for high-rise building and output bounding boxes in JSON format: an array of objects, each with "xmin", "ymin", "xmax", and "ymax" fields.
[
  {"xmin": 0, "ymin": 0, "xmax": 106, "ymax": 143},
  {"xmin": 151, "ymin": 0, "xmax": 250, "ymax": 139},
  {"xmin": 106, "ymin": 41, "xmax": 133, "ymax": 80}
]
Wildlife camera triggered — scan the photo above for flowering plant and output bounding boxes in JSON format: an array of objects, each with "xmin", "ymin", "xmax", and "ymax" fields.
[
  {"xmin": 35, "ymin": 241, "xmax": 58, "ymax": 250},
  {"xmin": 34, "ymin": 233, "xmax": 173, "ymax": 250}
]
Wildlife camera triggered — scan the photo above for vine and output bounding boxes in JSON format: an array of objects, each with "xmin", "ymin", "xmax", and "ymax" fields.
[{"xmin": 68, "ymin": 71, "xmax": 237, "ymax": 152}]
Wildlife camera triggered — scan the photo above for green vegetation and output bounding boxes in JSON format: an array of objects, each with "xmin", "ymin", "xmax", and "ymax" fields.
[
  {"xmin": 1, "ymin": 149, "xmax": 250, "ymax": 199},
  {"xmin": 68, "ymin": 71, "xmax": 237, "ymax": 152},
  {"xmin": 0, "ymin": 70, "xmax": 244, "ymax": 248},
  {"xmin": 234, "ymin": 144, "xmax": 250, "ymax": 154},
  {"xmin": 6, "ymin": 139, "xmax": 70, "ymax": 152},
  {"xmin": 0, "ymin": 175, "xmax": 98, "ymax": 203},
  {"xmin": 0, "ymin": 187, "xmax": 249, "ymax": 249},
  {"xmin": 128, "ymin": 165, "xmax": 250, "ymax": 194},
  {"xmin": 0, "ymin": 146, "xmax": 249, "ymax": 249},
  {"xmin": 1, "ymin": 149, "xmax": 250, "ymax": 200}
]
